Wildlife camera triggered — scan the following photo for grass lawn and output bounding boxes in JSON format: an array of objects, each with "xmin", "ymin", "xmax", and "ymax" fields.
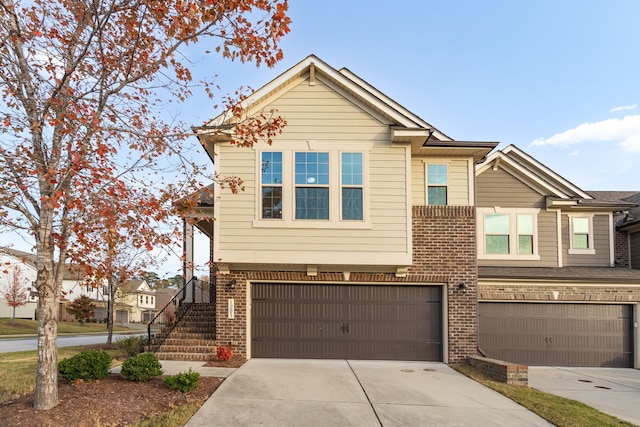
[
  {"xmin": 454, "ymin": 364, "xmax": 637, "ymax": 427},
  {"xmin": 0, "ymin": 318, "xmax": 133, "ymax": 336}
]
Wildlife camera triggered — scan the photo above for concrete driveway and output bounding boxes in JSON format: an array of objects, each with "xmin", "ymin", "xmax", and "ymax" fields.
[
  {"xmin": 529, "ymin": 367, "xmax": 640, "ymax": 425},
  {"xmin": 185, "ymin": 359, "xmax": 551, "ymax": 427}
]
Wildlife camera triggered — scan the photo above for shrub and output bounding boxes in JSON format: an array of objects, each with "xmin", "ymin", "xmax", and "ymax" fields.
[
  {"xmin": 120, "ymin": 352, "xmax": 163, "ymax": 382},
  {"xmin": 216, "ymin": 345, "xmax": 233, "ymax": 361},
  {"xmin": 118, "ymin": 335, "xmax": 148, "ymax": 357},
  {"xmin": 163, "ymin": 368, "xmax": 201, "ymax": 393},
  {"xmin": 58, "ymin": 350, "xmax": 113, "ymax": 383}
]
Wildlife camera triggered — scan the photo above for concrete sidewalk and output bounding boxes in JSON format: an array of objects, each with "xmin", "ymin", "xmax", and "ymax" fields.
[
  {"xmin": 529, "ymin": 367, "xmax": 640, "ymax": 426},
  {"xmin": 185, "ymin": 359, "xmax": 552, "ymax": 426}
]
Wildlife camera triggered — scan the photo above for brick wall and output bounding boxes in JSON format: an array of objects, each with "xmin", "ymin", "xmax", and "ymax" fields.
[
  {"xmin": 212, "ymin": 205, "xmax": 479, "ymax": 362},
  {"xmin": 614, "ymin": 212, "xmax": 630, "ymax": 268},
  {"xmin": 468, "ymin": 356, "xmax": 528, "ymax": 386},
  {"xmin": 410, "ymin": 206, "xmax": 478, "ymax": 363},
  {"xmin": 480, "ymin": 284, "xmax": 640, "ymax": 302}
]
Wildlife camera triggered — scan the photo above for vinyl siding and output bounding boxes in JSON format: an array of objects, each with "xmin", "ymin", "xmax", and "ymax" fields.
[
  {"xmin": 629, "ymin": 231, "xmax": 640, "ymax": 269},
  {"xmin": 563, "ymin": 214, "xmax": 612, "ymax": 267},
  {"xmin": 476, "ymin": 167, "xmax": 557, "ymax": 267},
  {"xmin": 215, "ymin": 77, "xmax": 409, "ymax": 265},
  {"xmin": 411, "ymin": 158, "xmax": 470, "ymax": 206}
]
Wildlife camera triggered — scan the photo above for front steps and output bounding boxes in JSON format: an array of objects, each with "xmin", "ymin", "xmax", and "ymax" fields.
[{"xmin": 153, "ymin": 303, "xmax": 217, "ymax": 361}]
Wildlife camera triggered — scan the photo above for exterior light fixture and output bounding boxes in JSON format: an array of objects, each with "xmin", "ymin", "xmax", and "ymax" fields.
[
  {"xmin": 228, "ymin": 279, "xmax": 236, "ymax": 289},
  {"xmin": 458, "ymin": 283, "xmax": 467, "ymax": 293}
]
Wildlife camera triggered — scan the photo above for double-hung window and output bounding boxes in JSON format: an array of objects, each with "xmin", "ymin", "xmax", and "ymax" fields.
[
  {"xmin": 427, "ymin": 164, "xmax": 448, "ymax": 205},
  {"xmin": 261, "ymin": 152, "xmax": 283, "ymax": 219},
  {"xmin": 341, "ymin": 152, "xmax": 363, "ymax": 220},
  {"xmin": 478, "ymin": 208, "xmax": 539, "ymax": 259},
  {"xmin": 568, "ymin": 215, "xmax": 595, "ymax": 254},
  {"xmin": 295, "ymin": 152, "xmax": 329, "ymax": 219}
]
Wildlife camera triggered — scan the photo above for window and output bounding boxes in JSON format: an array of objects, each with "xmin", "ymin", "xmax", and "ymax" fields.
[
  {"xmin": 261, "ymin": 152, "xmax": 283, "ymax": 219},
  {"xmin": 295, "ymin": 152, "xmax": 329, "ymax": 219},
  {"xmin": 102, "ymin": 285, "xmax": 108, "ymax": 296},
  {"xmin": 569, "ymin": 215, "xmax": 595, "ymax": 254},
  {"xmin": 341, "ymin": 153, "xmax": 363, "ymax": 220},
  {"xmin": 427, "ymin": 164, "xmax": 447, "ymax": 205},
  {"xmin": 478, "ymin": 208, "xmax": 540, "ymax": 259}
]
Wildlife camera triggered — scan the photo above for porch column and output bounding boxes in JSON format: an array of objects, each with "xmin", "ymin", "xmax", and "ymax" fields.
[{"xmin": 183, "ymin": 220, "xmax": 195, "ymax": 284}]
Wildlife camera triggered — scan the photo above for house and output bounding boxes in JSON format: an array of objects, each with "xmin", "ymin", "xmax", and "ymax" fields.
[
  {"xmin": 0, "ymin": 247, "xmax": 37, "ymax": 319},
  {"xmin": 475, "ymin": 145, "xmax": 640, "ymax": 368},
  {"xmin": 114, "ymin": 279, "xmax": 157, "ymax": 323},
  {"xmin": 181, "ymin": 55, "xmax": 498, "ymax": 363}
]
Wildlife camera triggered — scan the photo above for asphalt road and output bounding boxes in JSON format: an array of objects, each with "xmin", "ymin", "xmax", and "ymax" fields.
[{"xmin": 0, "ymin": 333, "xmax": 144, "ymax": 353}]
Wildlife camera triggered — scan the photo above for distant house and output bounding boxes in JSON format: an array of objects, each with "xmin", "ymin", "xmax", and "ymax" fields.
[
  {"xmin": 0, "ymin": 247, "xmax": 37, "ymax": 320},
  {"xmin": 114, "ymin": 280, "xmax": 157, "ymax": 323}
]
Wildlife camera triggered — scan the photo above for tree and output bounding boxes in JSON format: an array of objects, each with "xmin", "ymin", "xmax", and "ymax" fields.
[
  {"xmin": 65, "ymin": 295, "xmax": 96, "ymax": 325},
  {"xmin": 0, "ymin": 0, "xmax": 290, "ymax": 410},
  {"xmin": 2, "ymin": 264, "xmax": 29, "ymax": 319}
]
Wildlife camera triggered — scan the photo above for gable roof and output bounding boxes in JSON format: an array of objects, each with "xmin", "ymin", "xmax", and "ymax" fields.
[
  {"xmin": 194, "ymin": 55, "xmax": 498, "ymax": 161},
  {"xmin": 589, "ymin": 191, "xmax": 640, "ymax": 229},
  {"xmin": 0, "ymin": 247, "xmax": 37, "ymax": 268},
  {"xmin": 476, "ymin": 145, "xmax": 592, "ymax": 199}
]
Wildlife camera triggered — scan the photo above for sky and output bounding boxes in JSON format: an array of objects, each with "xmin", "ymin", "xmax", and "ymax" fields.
[{"xmin": 4, "ymin": 1, "xmax": 640, "ymax": 276}]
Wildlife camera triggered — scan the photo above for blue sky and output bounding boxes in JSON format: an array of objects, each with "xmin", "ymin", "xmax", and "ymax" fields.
[
  {"xmin": 188, "ymin": 0, "xmax": 640, "ymax": 191},
  {"xmin": 5, "ymin": 1, "xmax": 640, "ymax": 276}
]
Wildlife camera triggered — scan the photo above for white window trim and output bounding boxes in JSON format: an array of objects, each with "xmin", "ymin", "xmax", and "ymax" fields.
[
  {"xmin": 253, "ymin": 146, "xmax": 372, "ymax": 229},
  {"xmin": 568, "ymin": 213, "xmax": 596, "ymax": 255},
  {"xmin": 424, "ymin": 162, "xmax": 448, "ymax": 206},
  {"xmin": 477, "ymin": 207, "xmax": 541, "ymax": 260}
]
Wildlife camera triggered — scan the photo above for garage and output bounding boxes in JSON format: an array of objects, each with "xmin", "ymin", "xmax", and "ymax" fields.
[
  {"xmin": 479, "ymin": 303, "xmax": 633, "ymax": 367},
  {"xmin": 251, "ymin": 283, "xmax": 442, "ymax": 361}
]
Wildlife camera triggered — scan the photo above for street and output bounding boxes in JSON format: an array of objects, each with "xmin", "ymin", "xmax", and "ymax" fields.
[{"xmin": 0, "ymin": 333, "xmax": 143, "ymax": 353}]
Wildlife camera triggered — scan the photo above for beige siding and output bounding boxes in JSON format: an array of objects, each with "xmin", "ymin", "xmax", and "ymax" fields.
[
  {"xmin": 563, "ymin": 214, "xmax": 612, "ymax": 267},
  {"xmin": 629, "ymin": 231, "xmax": 640, "ymax": 269},
  {"xmin": 215, "ymin": 78, "xmax": 409, "ymax": 265},
  {"xmin": 476, "ymin": 168, "xmax": 545, "ymax": 208},
  {"xmin": 411, "ymin": 158, "xmax": 470, "ymax": 206}
]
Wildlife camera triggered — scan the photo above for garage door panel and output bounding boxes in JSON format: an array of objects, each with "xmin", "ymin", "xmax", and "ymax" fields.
[
  {"xmin": 480, "ymin": 303, "xmax": 632, "ymax": 367},
  {"xmin": 252, "ymin": 283, "xmax": 442, "ymax": 361}
]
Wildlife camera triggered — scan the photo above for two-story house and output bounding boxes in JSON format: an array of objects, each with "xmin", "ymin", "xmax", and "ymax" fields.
[
  {"xmin": 475, "ymin": 145, "xmax": 640, "ymax": 368},
  {"xmin": 0, "ymin": 247, "xmax": 37, "ymax": 319},
  {"xmin": 183, "ymin": 55, "xmax": 498, "ymax": 363}
]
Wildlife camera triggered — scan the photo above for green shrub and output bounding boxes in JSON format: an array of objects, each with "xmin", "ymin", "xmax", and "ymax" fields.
[
  {"xmin": 118, "ymin": 335, "xmax": 148, "ymax": 357},
  {"xmin": 120, "ymin": 352, "xmax": 163, "ymax": 382},
  {"xmin": 163, "ymin": 368, "xmax": 201, "ymax": 393},
  {"xmin": 58, "ymin": 350, "xmax": 113, "ymax": 383}
]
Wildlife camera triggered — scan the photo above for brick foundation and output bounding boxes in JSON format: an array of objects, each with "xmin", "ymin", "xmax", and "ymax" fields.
[{"xmin": 468, "ymin": 356, "xmax": 528, "ymax": 386}]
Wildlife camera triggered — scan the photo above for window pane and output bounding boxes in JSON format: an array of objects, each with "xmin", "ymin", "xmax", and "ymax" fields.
[
  {"xmin": 262, "ymin": 187, "xmax": 282, "ymax": 219},
  {"xmin": 517, "ymin": 214, "xmax": 534, "ymax": 234},
  {"xmin": 341, "ymin": 152, "xmax": 363, "ymax": 185},
  {"xmin": 342, "ymin": 188, "xmax": 363, "ymax": 220},
  {"xmin": 295, "ymin": 187, "xmax": 329, "ymax": 219},
  {"xmin": 428, "ymin": 187, "xmax": 447, "ymax": 205},
  {"xmin": 486, "ymin": 235, "xmax": 509, "ymax": 254},
  {"xmin": 261, "ymin": 152, "xmax": 282, "ymax": 184},
  {"xmin": 427, "ymin": 164, "xmax": 447, "ymax": 184},
  {"xmin": 485, "ymin": 214, "xmax": 509, "ymax": 234},
  {"xmin": 573, "ymin": 234, "xmax": 589, "ymax": 249},
  {"xmin": 518, "ymin": 235, "xmax": 533, "ymax": 254},
  {"xmin": 573, "ymin": 217, "xmax": 589, "ymax": 233},
  {"xmin": 295, "ymin": 152, "xmax": 329, "ymax": 185}
]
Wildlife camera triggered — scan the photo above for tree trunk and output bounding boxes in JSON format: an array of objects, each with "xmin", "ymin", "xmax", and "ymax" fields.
[
  {"xmin": 106, "ymin": 281, "xmax": 114, "ymax": 345},
  {"xmin": 33, "ymin": 286, "xmax": 59, "ymax": 410}
]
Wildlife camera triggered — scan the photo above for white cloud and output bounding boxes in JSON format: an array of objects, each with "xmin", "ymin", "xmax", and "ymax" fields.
[
  {"xmin": 610, "ymin": 104, "xmax": 637, "ymax": 113},
  {"xmin": 530, "ymin": 115, "xmax": 640, "ymax": 153},
  {"xmin": 568, "ymin": 150, "xmax": 580, "ymax": 156}
]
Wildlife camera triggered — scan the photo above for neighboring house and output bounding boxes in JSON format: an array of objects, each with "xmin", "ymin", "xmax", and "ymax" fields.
[
  {"xmin": 0, "ymin": 247, "xmax": 37, "ymax": 320},
  {"xmin": 475, "ymin": 145, "xmax": 640, "ymax": 368},
  {"xmin": 185, "ymin": 55, "xmax": 498, "ymax": 363},
  {"xmin": 115, "ymin": 280, "xmax": 157, "ymax": 323}
]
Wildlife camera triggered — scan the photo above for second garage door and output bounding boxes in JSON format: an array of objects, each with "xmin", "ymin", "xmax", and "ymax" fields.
[
  {"xmin": 251, "ymin": 283, "xmax": 442, "ymax": 361},
  {"xmin": 479, "ymin": 302, "xmax": 633, "ymax": 367}
]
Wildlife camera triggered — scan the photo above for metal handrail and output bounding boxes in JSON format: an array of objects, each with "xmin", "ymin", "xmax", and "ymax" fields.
[{"xmin": 147, "ymin": 278, "xmax": 210, "ymax": 353}]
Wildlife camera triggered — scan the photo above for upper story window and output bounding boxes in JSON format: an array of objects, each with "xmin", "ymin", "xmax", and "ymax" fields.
[
  {"xmin": 568, "ymin": 214, "xmax": 595, "ymax": 255},
  {"xmin": 257, "ymin": 148, "xmax": 370, "ymax": 228},
  {"xmin": 261, "ymin": 152, "xmax": 283, "ymax": 219},
  {"xmin": 478, "ymin": 208, "xmax": 540, "ymax": 260},
  {"xmin": 426, "ymin": 164, "xmax": 447, "ymax": 205},
  {"xmin": 341, "ymin": 153, "xmax": 363, "ymax": 220},
  {"xmin": 295, "ymin": 152, "xmax": 329, "ymax": 219}
]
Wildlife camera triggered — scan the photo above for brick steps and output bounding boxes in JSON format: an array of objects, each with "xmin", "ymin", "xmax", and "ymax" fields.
[
  {"xmin": 152, "ymin": 303, "xmax": 217, "ymax": 361},
  {"xmin": 155, "ymin": 352, "xmax": 216, "ymax": 361}
]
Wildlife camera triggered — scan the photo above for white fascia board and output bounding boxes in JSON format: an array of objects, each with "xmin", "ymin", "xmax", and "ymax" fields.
[{"xmin": 502, "ymin": 145, "xmax": 591, "ymax": 199}]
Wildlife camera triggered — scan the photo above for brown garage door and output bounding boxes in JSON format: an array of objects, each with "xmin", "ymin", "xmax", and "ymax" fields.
[
  {"xmin": 252, "ymin": 283, "xmax": 442, "ymax": 361},
  {"xmin": 479, "ymin": 303, "xmax": 633, "ymax": 367}
]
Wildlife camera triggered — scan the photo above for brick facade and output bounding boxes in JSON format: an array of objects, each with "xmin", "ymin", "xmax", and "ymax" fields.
[
  {"xmin": 211, "ymin": 205, "xmax": 479, "ymax": 363},
  {"xmin": 614, "ymin": 211, "xmax": 630, "ymax": 268},
  {"xmin": 480, "ymin": 284, "xmax": 640, "ymax": 302}
]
